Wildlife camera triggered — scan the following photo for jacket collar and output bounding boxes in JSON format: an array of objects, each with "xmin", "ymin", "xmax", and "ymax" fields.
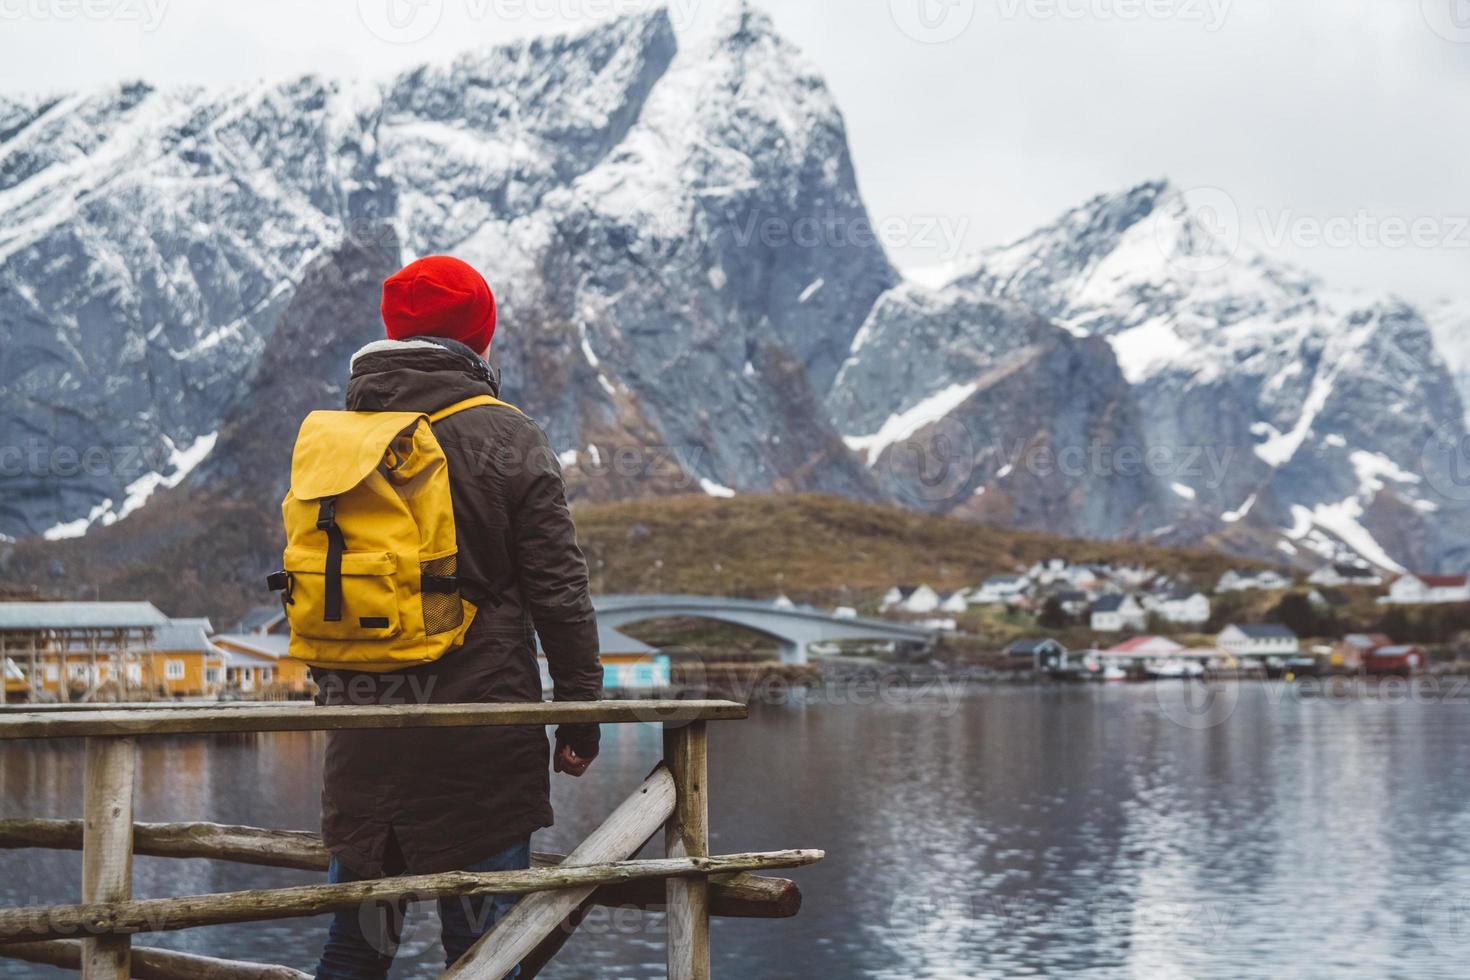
[{"xmin": 345, "ymin": 336, "xmax": 502, "ymax": 414}]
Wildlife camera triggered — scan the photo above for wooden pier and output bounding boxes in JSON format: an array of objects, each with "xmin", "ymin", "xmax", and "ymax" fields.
[{"xmin": 0, "ymin": 700, "xmax": 821, "ymax": 978}]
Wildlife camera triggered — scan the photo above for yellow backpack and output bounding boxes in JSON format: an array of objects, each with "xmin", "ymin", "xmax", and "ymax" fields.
[{"xmin": 267, "ymin": 395, "xmax": 516, "ymax": 673}]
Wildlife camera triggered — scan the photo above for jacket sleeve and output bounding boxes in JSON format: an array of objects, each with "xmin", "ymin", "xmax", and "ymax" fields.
[{"xmin": 508, "ymin": 418, "xmax": 603, "ymax": 758}]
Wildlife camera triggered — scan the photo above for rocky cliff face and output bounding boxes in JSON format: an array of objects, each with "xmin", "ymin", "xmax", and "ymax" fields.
[{"xmin": 826, "ymin": 284, "xmax": 1161, "ymax": 539}]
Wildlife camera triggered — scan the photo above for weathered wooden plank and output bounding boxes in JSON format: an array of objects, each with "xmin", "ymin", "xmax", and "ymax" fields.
[
  {"xmin": 443, "ymin": 766, "xmax": 676, "ymax": 977},
  {"xmin": 0, "ymin": 850, "xmax": 824, "ymax": 944},
  {"xmin": 81, "ymin": 737, "xmax": 133, "ymax": 980},
  {"xmin": 0, "ymin": 820, "xmax": 802, "ymax": 916},
  {"xmin": 0, "ymin": 939, "xmax": 310, "ymax": 979},
  {"xmin": 517, "ymin": 893, "xmax": 596, "ymax": 980},
  {"xmin": 665, "ymin": 721, "xmax": 711, "ymax": 980},
  {"xmin": 598, "ymin": 869, "xmax": 802, "ymax": 919},
  {"xmin": 0, "ymin": 701, "xmax": 746, "ymax": 740},
  {"xmin": 0, "ymin": 820, "xmax": 329, "ymax": 872}
]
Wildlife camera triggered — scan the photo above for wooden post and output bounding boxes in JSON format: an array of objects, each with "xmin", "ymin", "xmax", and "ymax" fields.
[
  {"xmin": 664, "ymin": 721, "xmax": 710, "ymax": 980},
  {"xmin": 81, "ymin": 736, "xmax": 135, "ymax": 979}
]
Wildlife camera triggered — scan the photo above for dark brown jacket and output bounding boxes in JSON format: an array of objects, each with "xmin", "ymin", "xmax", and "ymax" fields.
[{"xmin": 312, "ymin": 338, "xmax": 602, "ymax": 878}]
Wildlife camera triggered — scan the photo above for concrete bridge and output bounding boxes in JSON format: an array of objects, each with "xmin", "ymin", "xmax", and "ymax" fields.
[{"xmin": 592, "ymin": 594, "xmax": 937, "ymax": 666}]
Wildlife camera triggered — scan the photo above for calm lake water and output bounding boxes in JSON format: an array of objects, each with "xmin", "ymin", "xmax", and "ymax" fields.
[{"xmin": 3, "ymin": 681, "xmax": 1470, "ymax": 978}]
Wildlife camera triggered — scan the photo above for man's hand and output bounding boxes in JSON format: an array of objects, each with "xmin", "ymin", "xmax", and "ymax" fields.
[{"xmin": 554, "ymin": 743, "xmax": 593, "ymax": 778}]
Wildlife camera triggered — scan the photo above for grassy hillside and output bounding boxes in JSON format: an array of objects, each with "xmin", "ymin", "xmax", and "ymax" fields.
[
  {"xmin": 574, "ymin": 494, "xmax": 1267, "ymax": 608},
  {"xmin": 0, "ymin": 491, "xmax": 1273, "ymax": 627}
]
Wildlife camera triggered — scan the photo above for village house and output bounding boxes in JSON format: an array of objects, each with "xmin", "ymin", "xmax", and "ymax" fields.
[
  {"xmin": 937, "ymin": 591, "xmax": 971, "ymax": 615},
  {"xmin": 539, "ymin": 624, "xmax": 672, "ymax": 692},
  {"xmin": 1003, "ymin": 638, "xmax": 1072, "ymax": 673},
  {"xmin": 1091, "ymin": 594, "xmax": 1147, "ymax": 633},
  {"xmin": 1144, "ymin": 589, "xmax": 1212, "ymax": 626},
  {"xmin": 1046, "ymin": 589, "xmax": 1092, "ymax": 618},
  {"xmin": 1364, "ymin": 644, "xmax": 1427, "ymax": 677},
  {"xmin": 1028, "ymin": 558, "xmax": 1070, "ymax": 584},
  {"xmin": 1217, "ymin": 624, "xmax": 1300, "ymax": 659},
  {"xmin": 1109, "ymin": 565, "xmax": 1161, "ymax": 590},
  {"xmin": 1308, "ymin": 562, "xmax": 1384, "ymax": 588},
  {"xmin": 1382, "ymin": 574, "xmax": 1470, "ymax": 605},
  {"xmin": 146, "ymin": 618, "xmax": 226, "ymax": 698},
  {"xmin": 970, "ymin": 575, "xmax": 1030, "ymax": 605},
  {"xmin": 882, "ymin": 585, "xmax": 941, "ymax": 614},
  {"xmin": 211, "ymin": 633, "xmax": 312, "ymax": 698},
  {"xmin": 1333, "ymin": 633, "xmax": 1393, "ymax": 671},
  {"xmin": 0, "ymin": 601, "xmax": 170, "ymax": 701},
  {"xmin": 1216, "ymin": 569, "xmax": 1294, "ymax": 593},
  {"xmin": 1029, "ymin": 559, "xmax": 1107, "ymax": 592}
]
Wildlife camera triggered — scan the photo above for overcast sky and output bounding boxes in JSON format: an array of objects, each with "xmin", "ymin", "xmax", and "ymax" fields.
[{"xmin": 3, "ymin": 0, "xmax": 1467, "ymax": 306}]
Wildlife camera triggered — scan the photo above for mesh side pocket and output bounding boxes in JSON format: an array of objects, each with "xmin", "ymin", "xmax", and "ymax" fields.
[{"xmin": 421, "ymin": 554, "xmax": 465, "ymax": 636}]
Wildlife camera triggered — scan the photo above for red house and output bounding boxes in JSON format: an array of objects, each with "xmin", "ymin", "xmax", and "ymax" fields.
[{"xmin": 1363, "ymin": 644, "xmax": 1427, "ymax": 677}]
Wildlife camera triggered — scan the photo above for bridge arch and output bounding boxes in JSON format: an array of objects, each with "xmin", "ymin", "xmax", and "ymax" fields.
[{"xmin": 591, "ymin": 595, "xmax": 936, "ymax": 666}]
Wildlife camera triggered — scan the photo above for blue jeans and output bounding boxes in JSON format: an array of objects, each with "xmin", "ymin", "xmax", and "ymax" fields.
[{"xmin": 314, "ymin": 838, "xmax": 531, "ymax": 979}]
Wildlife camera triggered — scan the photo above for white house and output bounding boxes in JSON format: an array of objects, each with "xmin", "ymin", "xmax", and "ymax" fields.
[
  {"xmin": 1146, "ymin": 590, "xmax": 1212, "ymax": 626},
  {"xmin": 1110, "ymin": 565, "xmax": 1160, "ymax": 590},
  {"xmin": 971, "ymin": 575, "xmax": 1030, "ymax": 605},
  {"xmin": 1091, "ymin": 594, "xmax": 1147, "ymax": 633},
  {"xmin": 1028, "ymin": 558, "xmax": 1069, "ymax": 583},
  {"xmin": 1382, "ymin": 574, "xmax": 1470, "ymax": 605},
  {"xmin": 937, "ymin": 591, "xmax": 971, "ymax": 615},
  {"xmin": 1217, "ymin": 624, "xmax": 1300, "ymax": 658},
  {"xmin": 882, "ymin": 585, "xmax": 941, "ymax": 614},
  {"xmin": 1216, "ymin": 569, "xmax": 1294, "ymax": 593},
  {"xmin": 1308, "ymin": 562, "xmax": 1384, "ymax": 588},
  {"xmin": 1029, "ymin": 559, "xmax": 1107, "ymax": 592}
]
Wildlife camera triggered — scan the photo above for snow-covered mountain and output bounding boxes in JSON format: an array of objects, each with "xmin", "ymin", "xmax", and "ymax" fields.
[
  {"xmin": 942, "ymin": 181, "xmax": 1470, "ymax": 570},
  {"xmin": 0, "ymin": 4, "xmax": 887, "ymax": 542},
  {"xmin": 1428, "ymin": 300, "xmax": 1470, "ymax": 427},
  {"xmin": 2, "ymin": 5, "xmax": 1465, "ymax": 578}
]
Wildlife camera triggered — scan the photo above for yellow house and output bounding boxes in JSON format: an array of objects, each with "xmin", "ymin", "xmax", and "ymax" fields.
[
  {"xmin": 146, "ymin": 618, "xmax": 226, "ymax": 698},
  {"xmin": 212, "ymin": 633, "xmax": 312, "ymax": 698},
  {"xmin": 0, "ymin": 601, "xmax": 170, "ymax": 701}
]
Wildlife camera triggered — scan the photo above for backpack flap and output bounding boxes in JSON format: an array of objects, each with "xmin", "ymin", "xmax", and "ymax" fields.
[{"xmin": 290, "ymin": 410, "xmax": 426, "ymax": 501}]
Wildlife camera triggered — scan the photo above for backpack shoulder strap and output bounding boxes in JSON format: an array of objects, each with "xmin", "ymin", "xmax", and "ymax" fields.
[{"xmin": 428, "ymin": 395, "xmax": 521, "ymax": 424}]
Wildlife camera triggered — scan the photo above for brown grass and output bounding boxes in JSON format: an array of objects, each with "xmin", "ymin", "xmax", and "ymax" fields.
[{"xmin": 575, "ymin": 493, "xmax": 1270, "ymax": 609}]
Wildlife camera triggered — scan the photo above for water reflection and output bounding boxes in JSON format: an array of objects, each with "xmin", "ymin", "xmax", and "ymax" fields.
[{"xmin": 2, "ymin": 683, "xmax": 1468, "ymax": 978}]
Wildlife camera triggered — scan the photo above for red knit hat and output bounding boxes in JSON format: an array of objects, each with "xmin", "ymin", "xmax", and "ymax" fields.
[{"xmin": 381, "ymin": 255, "xmax": 497, "ymax": 352}]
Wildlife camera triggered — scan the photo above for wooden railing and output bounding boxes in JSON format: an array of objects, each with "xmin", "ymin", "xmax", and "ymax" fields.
[{"xmin": 0, "ymin": 700, "xmax": 822, "ymax": 979}]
